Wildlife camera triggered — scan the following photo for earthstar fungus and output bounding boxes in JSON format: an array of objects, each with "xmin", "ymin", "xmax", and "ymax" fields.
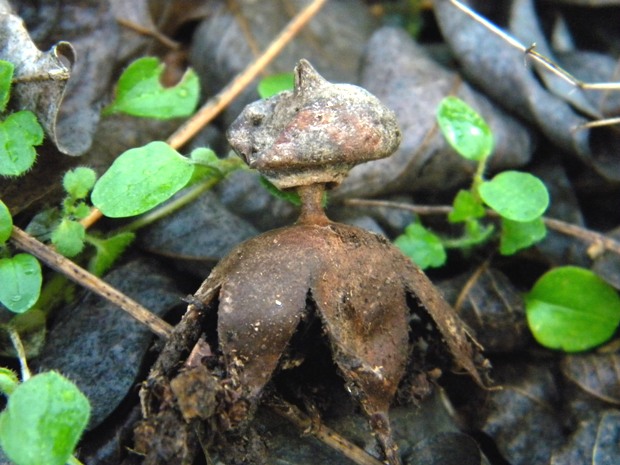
[{"xmin": 138, "ymin": 60, "xmax": 488, "ymax": 465}]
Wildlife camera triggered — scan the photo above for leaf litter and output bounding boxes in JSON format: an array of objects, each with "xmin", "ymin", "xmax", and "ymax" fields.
[{"xmin": 2, "ymin": 1, "xmax": 620, "ymax": 464}]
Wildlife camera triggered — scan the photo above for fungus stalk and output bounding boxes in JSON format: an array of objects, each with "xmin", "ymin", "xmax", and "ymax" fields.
[{"xmin": 297, "ymin": 184, "xmax": 329, "ymax": 225}]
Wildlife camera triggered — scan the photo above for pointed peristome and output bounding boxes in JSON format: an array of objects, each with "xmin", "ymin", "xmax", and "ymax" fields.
[{"xmin": 294, "ymin": 59, "xmax": 328, "ymax": 97}]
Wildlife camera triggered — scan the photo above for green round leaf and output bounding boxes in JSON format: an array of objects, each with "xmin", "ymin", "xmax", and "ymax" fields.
[
  {"xmin": 525, "ymin": 266, "xmax": 620, "ymax": 352},
  {"xmin": 0, "ymin": 111, "xmax": 44, "ymax": 177},
  {"xmin": 394, "ymin": 223, "xmax": 447, "ymax": 269},
  {"xmin": 63, "ymin": 167, "xmax": 97, "ymax": 199},
  {"xmin": 87, "ymin": 232, "xmax": 135, "ymax": 276},
  {"xmin": 436, "ymin": 96, "xmax": 494, "ymax": 161},
  {"xmin": 0, "ymin": 60, "xmax": 14, "ymax": 113},
  {"xmin": 500, "ymin": 217, "xmax": 547, "ymax": 255},
  {"xmin": 0, "ymin": 368, "xmax": 18, "ymax": 396},
  {"xmin": 0, "ymin": 254, "xmax": 42, "ymax": 313},
  {"xmin": 104, "ymin": 57, "xmax": 200, "ymax": 119},
  {"xmin": 0, "ymin": 199, "xmax": 12, "ymax": 243},
  {"xmin": 257, "ymin": 73, "xmax": 295, "ymax": 99},
  {"xmin": 448, "ymin": 189, "xmax": 485, "ymax": 223},
  {"xmin": 0, "ymin": 371, "xmax": 90, "ymax": 465},
  {"xmin": 190, "ymin": 147, "xmax": 219, "ymax": 166},
  {"xmin": 51, "ymin": 219, "xmax": 85, "ymax": 257},
  {"xmin": 91, "ymin": 141, "xmax": 194, "ymax": 217},
  {"xmin": 479, "ymin": 171, "xmax": 549, "ymax": 222}
]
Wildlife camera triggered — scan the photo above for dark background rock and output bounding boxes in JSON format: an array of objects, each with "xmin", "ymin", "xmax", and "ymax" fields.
[
  {"xmin": 32, "ymin": 258, "xmax": 183, "ymax": 429},
  {"xmin": 334, "ymin": 27, "xmax": 534, "ymax": 199},
  {"xmin": 139, "ymin": 190, "xmax": 259, "ymax": 277},
  {"xmin": 433, "ymin": 0, "xmax": 620, "ymax": 181}
]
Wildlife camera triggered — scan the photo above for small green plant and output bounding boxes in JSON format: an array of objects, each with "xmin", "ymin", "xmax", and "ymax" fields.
[
  {"xmin": 525, "ymin": 266, "xmax": 620, "ymax": 352},
  {"xmin": 0, "ymin": 250, "xmax": 42, "ymax": 314},
  {"xmin": 2, "ymin": 196, "xmax": 41, "ymax": 314},
  {"xmin": 102, "ymin": 56, "xmax": 200, "ymax": 118},
  {"xmin": 395, "ymin": 96, "xmax": 549, "ymax": 268},
  {"xmin": 0, "ymin": 60, "xmax": 44, "ymax": 177},
  {"xmin": 0, "ymin": 369, "xmax": 90, "ymax": 465},
  {"xmin": 394, "ymin": 96, "xmax": 620, "ymax": 354},
  {"xmin": 92, "ymin": 141, "xmax": 195, "ymax": 217},
  {"xmin": 0, "ymin": 55, "xmax": 240, "ymax": 316}
]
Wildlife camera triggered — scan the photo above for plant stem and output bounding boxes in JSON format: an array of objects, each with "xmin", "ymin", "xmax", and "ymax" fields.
[
  {"xmin": 117, "ymin": 177, "xmax": 220, "ymax": 233},
  {"xmin": 10, "ymin": 226, "xmax": 172, "ymax": 338},
  {"xmin": 80, "ymin": 207, "xmax": 103, "ymax": 229},
  {"xmin": 343, "ymin": 198, "xmax": 620, "ymax": 256},
  {"xmin": 7, "ymin": 326, "xmax": 30, "ymax": 381},
  {"xmin": 470, "ymin": 153, "xmax": 489, "ymax": 202}
]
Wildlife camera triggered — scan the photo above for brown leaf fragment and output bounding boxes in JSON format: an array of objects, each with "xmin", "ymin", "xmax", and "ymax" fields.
[
  {"xmin": 440, "ymin": 267, "xmax": 530, "ymax": 353},
  {"xmin": 561, "ymin": 352, "xmax": 620, "ymax": 405},
  {"xmin": 551, "ymin": 410, "xmax": 620, "ymax": 465},
  {"xmin": 592, "ymin": 226, "xmax": 620, "ymax": 290},
  {"xmin": 8, "ymin": 1, "xmax": 122, "ymax": 156},
  {"xmin": 0, "ymin": 2, "xmax": 75, "ymax": 151},
  {"xmin": 170, "ymin": 365, "xmax": 219, "ymax": 422},
  {"xmin": 33, "ymin": 258, "xmax": 182, "ymax": 430},
  {"xmin": 472, "ymin": 363, "xmax": 563, "ymax": 465},
  {"xmin": 405, "ymin": 431, "xmax": 482, "ymax": 465},
  {"xmin": 133, "ymin": 409, "xmax": 198, "ymax": 465},
  {"xmin": 138, "ymin": 190, "xmax": 259, "ymax": 277}
]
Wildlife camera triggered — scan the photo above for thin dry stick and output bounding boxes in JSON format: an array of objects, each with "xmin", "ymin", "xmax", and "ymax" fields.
[
  {"xmin": 448, "ymin": 0, "xmax": 620, "ymax": 92},
  {"xmin": 82, "ymin": 0, "xmax": 327, "ymax": 230},
  {"xmin": 116, "ymin": 17, "xmax": 180, "ymax": 50},
  {"xmin": 166, "ymin": 0, "xmax": 328, "ymax": 150},
  {"xmin": 267, "ymin": 397, "xmax": 384, "ymax": 465},
  {"xmin": 343, "ymin": 198, "xmax": 620, "ymax": 256},
  {"xmin": 580, "ymin": 116, "xmax": 620, "ymax": 130},
  {"xmin": 453, "ymin": 260, "xmax": 490, "ymax": 314},
  {"xmin": 8, "ymin": 326, "xmax": 31, "ymax": 381},
  {"xmin": 10, "ymin": 226, "xmax": 173, "ymax": 338}
]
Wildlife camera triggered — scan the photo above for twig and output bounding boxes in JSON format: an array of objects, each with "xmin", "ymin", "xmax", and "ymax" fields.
[
  {"xmin": 543, "ymin": 217, "xmax": 620, "ymax": 256},
  {"xmin": 80, "ymin": 208, "xmax": 103, "ymax": 229},
  {"xmin": 447, "ymin": 0, "xmax": 620, "ymax": 92},
  {"xmin": 454, "ymin": 260, "xmax": 489, "ymax": 314},
  {"xmin": 116, "ymin": 18, "xmax": 180, "ymax": 50},
  {"xmin": 166, "ymin": 0, "xmax": 328, "ymax": 150},
  {"xmin": 10, "ymin": 226, "xmax": 172, "ymax": 339},
  {"xmin": 267, "ymin": 396, "xmax": 385, "ymax": 465},
  {"xmin": 579, "ymin": 116, "xmax": 620, "ymax": 130},
  {"xmin": 8, "ymin": 326, "xmax": 31, "ymax": 381},
  {"xmin": 344, "ymin": 198, "xmax": 452, "ymax": 216},
  {"xmin": 343, "ymin": 198, "xmax": 620, "ymax": 256}
]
